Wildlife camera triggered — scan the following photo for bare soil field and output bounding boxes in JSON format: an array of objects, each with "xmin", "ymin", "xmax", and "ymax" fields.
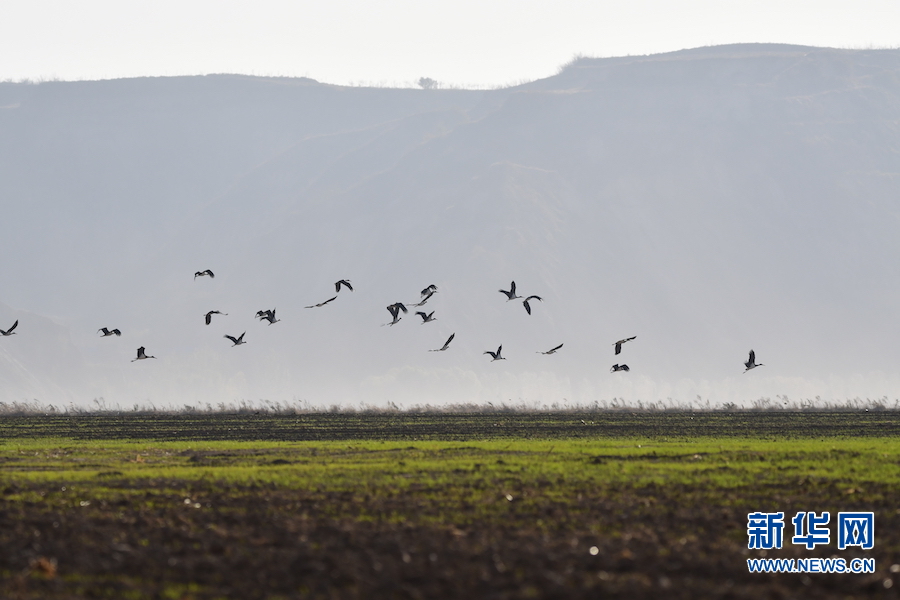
[
  {"xmin": 1, "ymin": 410, "xmax": 899, "ymax": 441},
  {"xmin": 1, "ymin": 412, "xmax": 898, "ymax": 599}
]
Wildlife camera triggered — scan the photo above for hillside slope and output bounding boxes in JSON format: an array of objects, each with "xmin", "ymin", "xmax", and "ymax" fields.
[{"xmin": 2, "ymin": 45, "xmax": 899, "ymax": 406}]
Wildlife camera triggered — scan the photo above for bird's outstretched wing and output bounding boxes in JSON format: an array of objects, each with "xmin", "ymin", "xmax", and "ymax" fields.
[
  {"xmin": 523, "ymin": 295, "xmax": 542, "ymax": 315},
  {"xmin": 335, "ymin": 280, "xmax": 353, "ymax": 292},
  {"xmin": 744, "ymin": 349, "xmax": 757, "ymax": 370},
  {"xmin": 224, "ymin": 335, "xmax": 238, "ymax": 344},
  {"xmin": 509, "ymin": 281, "xmax": 516, "ymax": 295},
  {"xmin": 8, "ymin": 320, "xmax": 18, "ymax": 333},
  {"xmin": 206, "ymin": 270, "xmax": 215, "ymax": 278},
  {"xmin": 540, "ymin": 343, "xmax": 564, "ymax": 354},
  {"xmin": 112, "ymin": 329, "xmax": 121, "ymax": 336}
]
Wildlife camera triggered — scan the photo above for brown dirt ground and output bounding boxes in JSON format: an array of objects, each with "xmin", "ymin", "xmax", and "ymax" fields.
[{"xmin": 2, "ymin": 478, "xmax": 897, "ymax": 600}]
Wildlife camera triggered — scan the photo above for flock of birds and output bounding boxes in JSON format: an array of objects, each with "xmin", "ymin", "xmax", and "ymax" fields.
[{"xmin": 1, "ymin": 271, "xmax": 766, "ymax": 374}]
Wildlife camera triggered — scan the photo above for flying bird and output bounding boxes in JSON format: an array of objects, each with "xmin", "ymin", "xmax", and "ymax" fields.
[
  {"xmin": 614, "ymin": 336, "xmax": 636, "ymax": 355},
  {"xmin": 335, "ymin": 280, "xmax": 353, "ymax": 293},
  {"xmin": 537, "ymin": 343, "xmax": 564, "ymax": 355},
  {"xmin": 484, "ymin": 345, "xmax": 506, "ymax": 361},
  {"xmin": 224, "ymin": 332, "xmax": 247, "ymax": 346},
  {"xmin": 257, "ymin": 309, "xmax": 280, "ymax": 325},
  {"xmin": 1, "ymin": 320, "xmax": 18, "ymax": 336},
  {"xmin": 744, "ymin": 349, "xmax": 764, "ymax": 373},
  {"xmin": 384, "ymin": 304, "xmax": 403, "ymax": 326},
  {"xmin": 416, "ymin": 311, "xmax": 436, "ymax": 323},
  {"xmin": 610, "ymin": 364, "xmax": 630, "ymax": 372},
  {"xmin": 194, "ymin": 269, "xmax": 214, "ymax": 279},
  {"xmin": 523, "ymin": 295, "xmax": 543, "ymax": 315},
  {"xmin": 132, "ymin": 346, "xmax": 156, "ymax": 361},
  {"xmin": 411, "ymin": 290, "xmax": 436, "ymax": 307},
  {"xmin": 98, "ymin": 327, "xmax": 121, "ymax": 337},
  {"xmin": 205, "ymin": 311, "xmax": 227, "ymax": 325},
  {"xmin": 429, "ymin": 333, "xmax": 455, "ymax": 352},
  {"xmin": 421, "ymin": 284, "xmax": 437, "ymax": 297},
  {"xmin": 499, "ymin": 281, "xmax": 521, "ymax": 301},
  {"xmin": 305, "ymin": 296, "xmax": 337, "ymax": 308}
]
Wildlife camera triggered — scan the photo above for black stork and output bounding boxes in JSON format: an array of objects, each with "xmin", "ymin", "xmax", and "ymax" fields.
[
  {"xmin": 384, "ymin": 304, "xmax": 404, "ymax": 326},
  {"xmin": 614, "ymin": 336, "xmax": 636, "ymax": 355},
  {"xmin": 523, "ymin": 295, "xmax": 542, "ymax": 315},
  {"xmin": 744, "ymin": 349, "xmax": 764, "ymax": 373},
  {"xmin": 224, "ymin": 332, "xmax": 247, "ymax": 346},
  {"xmin": 484, "ymin": 345, "xmax": 506, "ymax": 361},
  {"xmin": 429, "ymin": 333, "xmax": 455, "ymax": 352},
  {"xmin": 499, "ymin": 281, "xmax": 521, "ymax": 301},
  {"xmin": 132, "ymin": 346, "xmax": 156, "ymax": 362},
  {"xmin": 205, "ymin": 311, "xmax": 227, "ymax": 325},
  {"xmin": 537, "ymin": 343, "xmax": 563, "ymax": 355},
  {"xmin": 305, "ymin": 297, "xmax": 337, "ymax": 308},
  {"xmin": 256, "ymin": 309, "xmax": 280, "ymax": 325}
]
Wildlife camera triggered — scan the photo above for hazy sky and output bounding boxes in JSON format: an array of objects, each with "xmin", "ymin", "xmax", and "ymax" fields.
[{"xmin": 2, "ymin": 0, "xmax": 898, "ymax": 87}]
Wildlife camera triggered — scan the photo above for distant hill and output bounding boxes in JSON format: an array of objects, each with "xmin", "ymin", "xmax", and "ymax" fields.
[{"xmin": 2, "ymin": 45, "xmax": 899, "ymax": 407}]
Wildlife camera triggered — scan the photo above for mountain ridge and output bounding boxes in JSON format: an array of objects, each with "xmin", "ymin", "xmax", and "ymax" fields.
[{"xmin": 2, "ymin": 45, "xmax": 899, "ymax": 406}]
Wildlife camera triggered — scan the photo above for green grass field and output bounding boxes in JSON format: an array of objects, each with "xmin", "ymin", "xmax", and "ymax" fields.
[{"xmin": 1, "ymin": 413, "xmax": 899, "ymax": 599}]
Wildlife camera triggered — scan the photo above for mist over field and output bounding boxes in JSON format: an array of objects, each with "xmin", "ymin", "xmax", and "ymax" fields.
[{"xmin": 2, "ymin": 43, "xmax": 899, "ymax": 408}]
